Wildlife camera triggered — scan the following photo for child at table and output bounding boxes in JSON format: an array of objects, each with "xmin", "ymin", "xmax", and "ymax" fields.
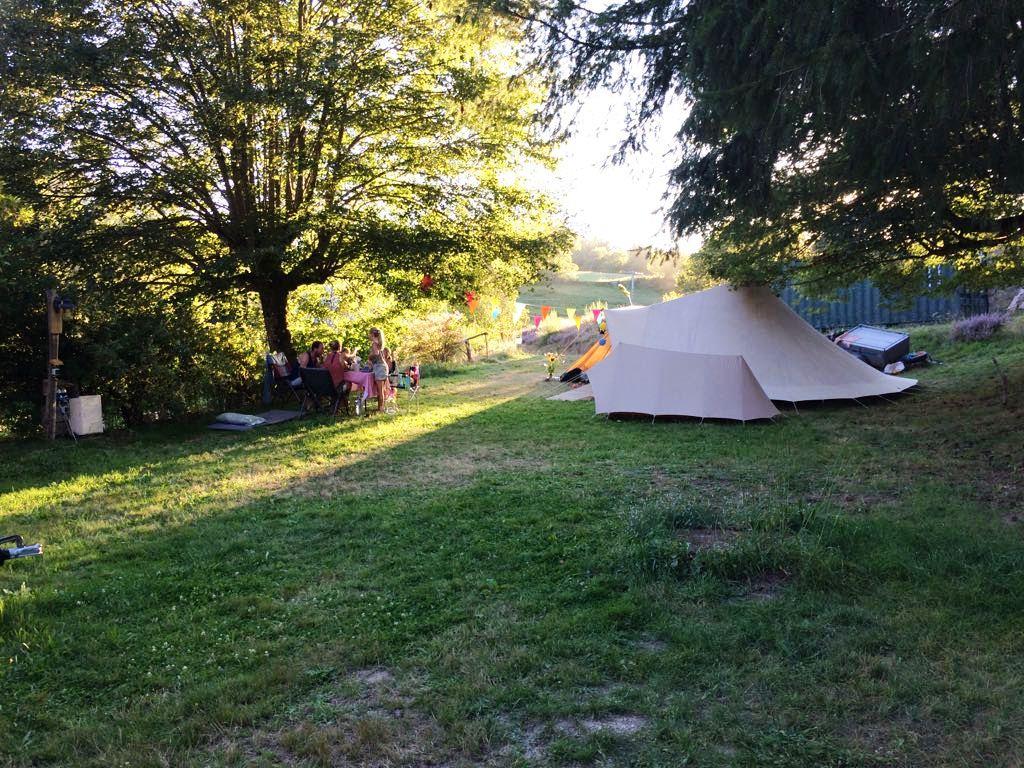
[{"xmin": 342, "ymin": 347, "xmax": 359, "ymax": 371}]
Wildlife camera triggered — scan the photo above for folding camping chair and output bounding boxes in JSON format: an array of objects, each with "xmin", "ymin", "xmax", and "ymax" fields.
[
  {"xmin": 390, "ymin": 365, "xmax": 421, "ymax": 411},
  {"xmin": 299, "ymin": 368, "xmax": 343, "ymax": 418},
  {"xmin": 265, "ymin": 353, "xmax": 303, "ymax": 405}
]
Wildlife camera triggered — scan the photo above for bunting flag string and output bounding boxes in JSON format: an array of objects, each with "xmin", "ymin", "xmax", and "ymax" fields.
[{"xmin": 462, "ymin": 295, "xmax": 617, "ymax": 326}]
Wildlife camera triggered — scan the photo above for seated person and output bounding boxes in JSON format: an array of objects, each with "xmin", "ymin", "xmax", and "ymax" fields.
[
  {"xmin": 323, "ymin": 340, "xmax": 346, "ymax": 384},
  {"xmin": 324, "ymin": 340, "xmax": 343, "ymax": 368},
  {"xmin": 297, "ymin": 341, "xmax": 324, "ymax": 369},
  {"xmin": 342, "ymin": 347, "xmax": 360, "ymax": 371}
]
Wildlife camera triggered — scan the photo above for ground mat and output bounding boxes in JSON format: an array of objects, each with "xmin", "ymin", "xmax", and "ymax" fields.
[{"xmin": 208, "ymin": 409, "xmax": 301, "ymax": 431}]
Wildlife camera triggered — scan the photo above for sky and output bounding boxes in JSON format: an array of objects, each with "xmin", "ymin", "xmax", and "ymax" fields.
[{"xmin": 542, "ymin": 87, "xmax": 702, "ymax": 254}]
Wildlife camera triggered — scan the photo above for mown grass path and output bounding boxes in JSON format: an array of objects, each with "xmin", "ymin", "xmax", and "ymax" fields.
[{"xmin": 1, "ymin": 327, "xmax": 1023, "ymax": 767}]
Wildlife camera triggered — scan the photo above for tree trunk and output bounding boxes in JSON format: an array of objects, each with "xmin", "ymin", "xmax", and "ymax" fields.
[{"xmin": 258, "ymin": 284, "xmax": 295, "ymax": 360}]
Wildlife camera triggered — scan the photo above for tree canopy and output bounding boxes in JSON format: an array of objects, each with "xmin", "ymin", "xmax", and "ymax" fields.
[
  {"xmin": 1, "ymin": 0, "xmax": 569, "ymax": 354},
  {"xmin": 527, "ymin": 0, "xmax": 1024, "ymax": 294}
]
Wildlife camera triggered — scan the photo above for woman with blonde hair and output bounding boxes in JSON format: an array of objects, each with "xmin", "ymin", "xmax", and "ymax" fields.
[{"xmin": 368, "ymin": 328, "xmax": 390, "ymax": 413}]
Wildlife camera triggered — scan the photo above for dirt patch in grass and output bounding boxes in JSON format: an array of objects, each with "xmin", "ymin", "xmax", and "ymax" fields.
[
  {"xmin": 632, "ymin": 636, "xmax": 668, "ymax": 653},
  {"xmin": 207, "ymin": 667, "xmax": 467, "ymax": 767},
  {"xmin": 679, "ymin": 527, "xmax": 742, "ymax": 551},
  {"xmin": 734, "ymin": 571, "xmax": 789, "ymax": 602},
  {"xmin": 980, "ymin": 466, "xmax": 1024, "ymax": 513},
  {"xmin": 555, "ymin": 713, "xmax": 649, "ymax": 738}
]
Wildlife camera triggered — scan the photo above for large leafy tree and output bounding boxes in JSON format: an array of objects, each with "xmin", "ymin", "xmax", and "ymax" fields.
[
  {"xmin": 1, "ymin": 0, "xmax": 567, "ymax": 355},
  {"xmin": 526, "ymin": 0, "xmax": 1024, "ymax": 292}
]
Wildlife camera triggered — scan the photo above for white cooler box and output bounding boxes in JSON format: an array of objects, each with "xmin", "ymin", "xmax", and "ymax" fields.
[{"xmin": 69, "ymin": 395, "xmax": 104, "ymax": 435}]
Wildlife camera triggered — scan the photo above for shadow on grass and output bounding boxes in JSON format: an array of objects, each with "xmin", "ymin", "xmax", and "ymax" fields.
[{"xmin": 1, "ymin": 354, "xmax": 1024, "ymax": 766}]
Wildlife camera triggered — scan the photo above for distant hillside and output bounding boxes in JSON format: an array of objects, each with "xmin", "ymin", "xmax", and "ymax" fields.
[{"xmin": 517, "ymin": 272, "xmax": 666, "ymax": 312}]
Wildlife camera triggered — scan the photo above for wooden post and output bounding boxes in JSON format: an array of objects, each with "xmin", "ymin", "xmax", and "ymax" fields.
[
  {"xmin": 44, "ymin": 290, "xmax": 67, "ymax": 439},
  {"xmin": 45, "ymin": 291, "xmax": 58, "ymax": 439},
  {"xmin": 464, "ymin": 339, "xmax": 473, "ymax": 362}
]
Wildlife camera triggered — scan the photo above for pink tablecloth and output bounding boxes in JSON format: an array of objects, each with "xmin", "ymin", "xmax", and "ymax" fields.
[{"xmin": 338, "ymin": 370, "xmax": 378, "ymax": 401}]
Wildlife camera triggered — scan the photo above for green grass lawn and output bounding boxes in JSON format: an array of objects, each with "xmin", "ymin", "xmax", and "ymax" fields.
[
  {"xmin": 1, "ymin": 324, "xmax": 1023, "ymax": 767},
  {"xmin": 518, "ymin": 273, "xmax": 667, "ymax": 311}
]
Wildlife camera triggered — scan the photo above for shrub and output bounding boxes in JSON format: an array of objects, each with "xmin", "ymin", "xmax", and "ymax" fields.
[
  {"xmin": 397, "ymin": 312, "xmax": 467, "ymax": 363},
  {"xmin": 950, "ymin": 312, "xmax": 1007, "ymax": 342}
]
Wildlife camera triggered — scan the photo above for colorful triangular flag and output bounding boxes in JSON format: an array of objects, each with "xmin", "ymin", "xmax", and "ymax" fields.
[
  {"xmin": 591, "ymin": 308, "xmax": 602, "ymax": 322},
  {"xmin": 532, "ymin": 315, "xmax": 542, "ymax": 329},
  {"xmin": 513, "ymin": 302, "xmax": 526, "ymax": 322},
  {"xmin": 541, "ymin": 305, "xmax": 552, "ymax": 320}
]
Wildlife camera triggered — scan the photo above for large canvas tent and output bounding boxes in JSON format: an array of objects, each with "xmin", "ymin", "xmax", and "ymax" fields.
[{"xmin": 587, "ymin": 285, "xmax": 916, "ymax": 420}]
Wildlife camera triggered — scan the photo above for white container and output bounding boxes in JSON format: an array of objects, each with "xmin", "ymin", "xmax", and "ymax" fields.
[{"xmin": 69, "ymin": 395, "xmax": 104, "ymax": 435}]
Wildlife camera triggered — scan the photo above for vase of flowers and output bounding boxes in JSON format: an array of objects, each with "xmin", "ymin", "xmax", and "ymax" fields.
[{"xmin": 544, "ymin": 352, "xmax": 558, "ymax": 381}]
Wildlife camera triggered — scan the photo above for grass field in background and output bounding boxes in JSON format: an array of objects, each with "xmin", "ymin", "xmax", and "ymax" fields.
[
  {"xmin": 1, "ymin": 322, "xmax": 1023, "ymax": 766},
  {"xmin": 517, "ymin": 272, "xmax": 668, "ymax": 312}
]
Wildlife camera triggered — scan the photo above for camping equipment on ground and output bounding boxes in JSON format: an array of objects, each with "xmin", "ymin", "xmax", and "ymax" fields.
[
  {"xmin": 835, "ymin": 325, "xmax": 911, "ymax": 369},
  {"xmin": 585, "ymin": 285, "xmax": 916, "ymax": 421},
  {"xmin": 208, "ymin": 409, "xmax": 300, "ymax": 432},
  {"xmin": 591, "ymin": 345, "xmax": 780, "ymax": 421},
  {"xmin": 299, "ymin": 368, "xmax": 344, "ymax": 417},
  {"xmin": 69, "ymin": 395, "xmax": 104, "ymax": 436},
  {"xmin": 264, "ymin": 353, "xmax": 303, "ymax": 405},
  {"xmin": 216, "ymin": 412, "xmax": 267, "ymax": 427},
  {"xmin": 899, "ymin": 351, "xmax": 932, "ymax": 369},
  {"xmin": 560, "ymin": 336, "xmax": 611, "ymax": 382},
  {"xmin": 547, "ymin": 384, "xmax": 594, "ymax": 402},
  {"xmin": 0, "ymin": 535, "xmax": 42, "ymax": 563}
]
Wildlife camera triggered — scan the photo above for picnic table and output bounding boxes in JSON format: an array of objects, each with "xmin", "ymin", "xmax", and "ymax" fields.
[{"xmin": 325, "ymin": 361, "xmax": 379, "ymax": 404}]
